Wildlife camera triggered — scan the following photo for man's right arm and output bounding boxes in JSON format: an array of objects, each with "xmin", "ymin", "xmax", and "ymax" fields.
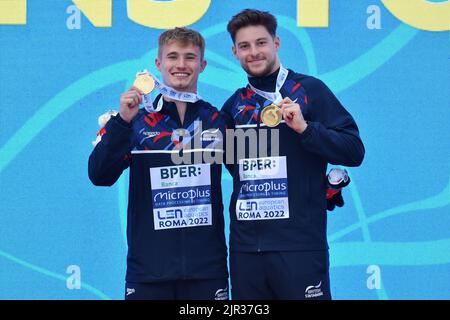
[
  {"xmin": 88, "ymin": 115, "xmax": 133, "ymax": 186},
  {"xmin": 88, "ymin": 86, "xmax": 142, "ymax": 186}
]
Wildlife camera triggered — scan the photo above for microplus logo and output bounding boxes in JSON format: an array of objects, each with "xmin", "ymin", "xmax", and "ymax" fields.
[
  {"xmin": 240, "ymin": 181, "xmax": 287, "ymax": 196},
  {"xmin": 153, "ymin": 188, "xmax": 210, "ymax": 202}
]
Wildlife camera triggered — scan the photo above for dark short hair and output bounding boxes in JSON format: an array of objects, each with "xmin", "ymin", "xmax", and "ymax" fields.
[
  {"xmin": 158, "ymin": 27, "xmax": 205, "ymax": 59},
  {"xmin": 227, "ymin": 9, "xmax": 277, "ymax": 43}
]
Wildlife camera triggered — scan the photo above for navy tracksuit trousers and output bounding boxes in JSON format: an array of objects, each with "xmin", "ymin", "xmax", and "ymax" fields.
[{"xmin": 230, "ymin": 250, "xmax": 331, "ymax": 300}]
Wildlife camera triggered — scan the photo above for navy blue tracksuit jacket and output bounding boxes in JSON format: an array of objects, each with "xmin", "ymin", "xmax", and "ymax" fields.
[
  {"xmin": 89, "ymin": 96, "xmax": 228, "ymax": 283},
  {"xmin": 221, "ymin": 68, "xmax": 365, "ymax": 253}
]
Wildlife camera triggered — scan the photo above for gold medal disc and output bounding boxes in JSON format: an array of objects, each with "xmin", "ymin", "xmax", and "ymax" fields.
[
  {"xmin": 261, "ymin": 104, "xmax": 282, "ymax": 127},
  {"xmin": 133, "ymin": 74, "xmax": 155, "ymax": 94}
]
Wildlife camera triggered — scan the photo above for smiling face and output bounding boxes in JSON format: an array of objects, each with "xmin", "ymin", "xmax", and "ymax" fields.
[
  {"xmin": 155, "ymin": 40, "xmax": 206, "ymax": 93},
  {"xmin": 232, "ymin": 25, "xmax": 280, "ymax": 77}
]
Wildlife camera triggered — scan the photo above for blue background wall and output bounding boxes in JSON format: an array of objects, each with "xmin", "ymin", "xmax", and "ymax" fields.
[{"xmin": 0, "ymin": 0, "xmax": 449, "ymax": 299}]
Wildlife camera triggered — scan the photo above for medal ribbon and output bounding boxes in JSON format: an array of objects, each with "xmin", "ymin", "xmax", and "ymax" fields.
[
  {"xmin": 247, "ymin": 64, "xmax": 288, "ymax": 105},
  {"xmin": 137, "ymin": 70, "xmax": 202, "ymax": 113}
]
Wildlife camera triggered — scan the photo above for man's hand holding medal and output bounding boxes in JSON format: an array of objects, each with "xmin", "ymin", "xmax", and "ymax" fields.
[
  {"xmin": 279, "ymin": 97, "xmax": 308, "ymax": 134},
  {"xmin": 119, "ymin": 71, "xmax": 155, "ymax": 123},
  {"xmin": 260, "ymin": 97, "xmax": 308, "ymax": 134},
  {"xmin": 119, "ymin": 86, "xmax": 144, "ymax": 124}
]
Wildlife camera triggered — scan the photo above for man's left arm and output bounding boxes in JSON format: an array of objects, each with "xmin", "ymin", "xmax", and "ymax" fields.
[{"xmin": 281, "ymin": 79, "xmax": 365, "ymax": 167}]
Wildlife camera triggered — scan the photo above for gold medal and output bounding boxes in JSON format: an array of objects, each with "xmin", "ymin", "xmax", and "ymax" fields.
[
  {"xmin": 261, "ymin": 103, "xmax": 282, "ymax": 127},
  {"xmin": 133, "ymin": 73, "xmax": 155, "ymax": 94}
]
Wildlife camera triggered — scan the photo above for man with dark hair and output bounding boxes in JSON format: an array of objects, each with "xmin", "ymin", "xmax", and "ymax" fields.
[
  {"xmin": 89, "ymin": 27, "xmax": 228, "ymax": 300},
  {"xmin": 222, "ymin": 9, "xmax": 365, "ymax": 300}
]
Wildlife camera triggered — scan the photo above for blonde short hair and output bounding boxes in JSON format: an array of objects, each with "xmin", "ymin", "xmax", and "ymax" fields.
[{"xmin": 158, "ymin": 27, "xmax": 205, "ymax": 59}]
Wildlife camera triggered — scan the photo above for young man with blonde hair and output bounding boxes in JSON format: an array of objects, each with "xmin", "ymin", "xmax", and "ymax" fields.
[{"xmin": 89, "ymin": 27, "xmax": 228, "ymax": 300}]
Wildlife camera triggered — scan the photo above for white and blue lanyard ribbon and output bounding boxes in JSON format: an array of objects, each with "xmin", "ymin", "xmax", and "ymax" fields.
[
  {"xmin": 138, "ymin": 70, "xmax": 202, "ymax": 113},
  {"xmin": 247, "ymin": 64, "xmax": 289, "ymax": 105}
]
